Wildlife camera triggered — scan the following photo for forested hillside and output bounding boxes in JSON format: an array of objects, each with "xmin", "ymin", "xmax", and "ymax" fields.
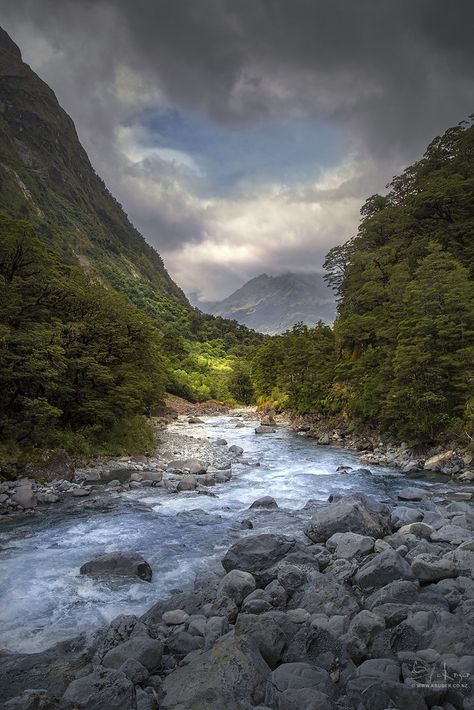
[
  {"xmin": 251, "ymin": 119, "xmax": 474, "ymax": 445},
  {"xmin": 0, "ymin": 28, "xmax": 262, "ymax": 460}
]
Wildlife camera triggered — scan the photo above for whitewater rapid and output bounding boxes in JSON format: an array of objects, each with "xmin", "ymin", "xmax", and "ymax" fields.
[{"xmin": 0, "ymin": 415, "xmax": 437, "ymax": 654}]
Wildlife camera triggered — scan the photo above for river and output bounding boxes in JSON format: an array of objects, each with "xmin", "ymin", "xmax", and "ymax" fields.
[{"xmin": 0, "ymin": 415, "xmax": 449, "ymax": 655}]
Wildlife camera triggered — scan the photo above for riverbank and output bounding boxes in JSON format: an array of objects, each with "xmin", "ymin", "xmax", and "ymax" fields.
[
  {"xmin": 271, "ymin": 410, "xmax": 474, "ymax": 482},
  {"xmin": 1, "ymin": 412, "xmax": 474, "ymax": 708},
  {"xmin": 3, "ymin": 474, "xmax": 474, "ymax": 708}
]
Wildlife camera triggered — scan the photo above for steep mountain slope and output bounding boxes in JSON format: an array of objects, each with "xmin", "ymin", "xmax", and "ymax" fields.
[
  {"xmin": 0, "ymin": 27, "xmax": 191, "ymax": 326},
  {"xmin": 197, "ymin": 272, "xmax": 336, "ymax": 334}
]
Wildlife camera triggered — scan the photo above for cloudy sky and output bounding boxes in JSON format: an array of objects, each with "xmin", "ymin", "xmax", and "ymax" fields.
[{"xmin": 1, "ymin": 1, "xmax": 473, "ymax": 300}]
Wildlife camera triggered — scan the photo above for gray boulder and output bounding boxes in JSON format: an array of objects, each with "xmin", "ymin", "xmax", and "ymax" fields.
[
  {"xmin": 397, "ymin": 487, "xmax": 429, "ymax": 502},
  {"xmin": 217, "ymin": 569, "xmax": 256, "ymax": 606},
  {"xmin": 80, "ymin": 552, "xmax": 152, "ymax": 581},
  {"xmin": 249, "ymin": 496, "xmax": 278, "ymax": 509},
  {"xmin": 264, "ymin": 663, "xmax": 334, "ymax": 710},
  {"xmin": 304, "ymin": 494, "xmax": 390, "ymax": 543},
  {"xmin": 119, "ymin": 658, "xmax": 149, "ymax": 685},
  {"xmin": 352, "ymin": 657, "xmax": 401, "ymax": 681},
  {"xmin": 291, "ymin": 576, "xmax": 359, "ymax": 617},
  {"xmin": 255, "ymin": 425, "xmax": 276, "ymax": 434},
  {"xmin": 391, "ymin": 506, "xmax": 423, "ymax": 529},
  {"xmin": 176, "ymin": 476, "xmax": 197, "ymax": 491},
  {"xmin": 204, "ymin": 616, "xmax": 229, "ymax": 649},
  {"xmin": 12, "ymin": 486, "xmax": 37, "ymax": 509},
  {"xmin": 162, "ymin": 609, "xmax": 189, "ymax": 625},
  {"xmin": 411, "ymin": 553, "xmax": 458, "ymax": 582},
  {"xmin": 160, "ymin": 634, "xmax": 270, "ymax": 709},
  {"xmin": 398, "ymin": 522, "xmax": 434, "ymax": 539},
  {"xmin": 222, "ymin": 534, "xmax": 296, "ymax": 581},
  {"xmin": 345, "ymin": 610, "xmax": 385, "ymax": 661},
  {"xmin": 167, "ymin": 458, "xmax": 208, "ymax": 475},
  {"xmin": 431, "ymin": 524, "xmax": 472, "ymax": 545},
  {"xmin": 228, "ymin": 445, "xmax": 244, "ymax": 455},
  {"xmin": 345, "ymin": 676, "xmax": 427, "ymax": 709},
  {"xmin": 63, "ymin": 668, "xmax": 136, "ymax": 709},
  {"xmin": 325, "ymin": 532, "xmax": 374, "ymax": 560},
  {"xmin": 354, "ymin": 548, "xmax": 414, "ymax": 591},
  {"xmin": 102, "ymin": 635, "xmax": 163, "ymax": 671},
  {"xmin": 235, "ymin": 613, "xmax": 286, "ymax": 667},
  {"xmin": 365, "ymin": 580, "xmax": 420, "ymax": 610}
]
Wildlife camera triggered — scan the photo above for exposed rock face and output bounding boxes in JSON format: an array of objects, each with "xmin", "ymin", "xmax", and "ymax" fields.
[
  {"xmin": 79, "ymin": 552, "xmax": 152, "ymax": 582},
  {"xmin": 304, "ymin": 493, "xmax": 391, "ymax": 543},
  {"xmin": 23, "ymin": 449, "xmax": 75, "ymax": 482}
]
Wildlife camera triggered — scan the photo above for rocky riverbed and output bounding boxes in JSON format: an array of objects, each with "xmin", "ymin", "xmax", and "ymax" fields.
[{"xmin": 1, "ymin": 414, "xmax": 474, "ymax": 709}]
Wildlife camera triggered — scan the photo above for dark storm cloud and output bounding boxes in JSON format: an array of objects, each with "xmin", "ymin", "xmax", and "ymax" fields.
[{"xmin": 0, "ymin": 0, "xmax": 473, "ymax": 297}]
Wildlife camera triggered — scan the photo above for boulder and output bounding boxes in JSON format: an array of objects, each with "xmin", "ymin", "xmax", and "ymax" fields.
[
  {"xmin": 411, "ymin": 553, "xmax": 458, "ymax": 583},
  {"xmin": 345, "ymin": 677, "xmax": 427, "ymax": 710},
  {"xmin": 167, "ymin": 459, "xmax": 208, "ymax": 475},
  {"xmin": 167, "ymin": 630, "xmax": 203, "ymax": 657},
  {"xmin": 118, "ymin": 658, "xmax": 149, "ymax": 685},
  {"xmin": 397, "ymin": 487, "xmax": 429, "ymax": 502},
  {"xmin": 235, "ymin": 613, "xmax": 286, "ymax": 667},
  {"xmin": 249, "ymin": 496, "xmax": 278, "ymax": 510},
  {"xmin": 431, "ymin": 525, "xmax": 472, "ymax": 545},
  {"xmin": 283, "ymin": 622, "xmax": 343, "ymax": 671},
  {"xmin": 222, "ymin": 534, "xmax": 296, "ymax": 581},
  {"xmin": 213, "ymin": 439, "xmax": 228, "ymax": 446},
  {"xmin": 345, "ymin": 610, "xmax": 385, "ymax": 661},
  {"xmin": 353, "ymin": 548, "xmax": 414, "ymax": 591},
  {"xmin": 228, "ymin": 445, "xmax": 244, "ymax": 455},
  {"xmin": 255, "ymin": 426, "xmax": 276, "ymax": 434},
  {"xmin": 141, "ymin": 471, "xmax": 163, "ymax": 483},
  {"xmin": 63, "ymin": 668, "xmax": 136, "ymax": 709},
  {"xmin": 3, "ymin": 690, "xmax": 69, "ymax": 709},
  {"xmin": 391, "ymin": 506, "xmax": 423, "ymax": 529},
  {"xmin": 102, "ymin": 635, "xmax": 163, "ymax": 671},
  {"xmin": 398, "ymin": 522, "xmax": 434, "ymax": 539},
  {"xmin": 264, "ymin": 663, "xmax": 334, "ymax": 710},
  {"xmin": 162, "ymin": 609, "xmax": 189, "ymax": 625},
  {"xmin": 325, "ymin": 532, "xmax": 374, "ymax": 560},
  {"xmin": 79, "ymin": 552, "xmax": 152, "ymax": 582},
  {"xmin": 204, "ymin": 616, "xmax": 229, "ymax": 649},
  {"xmin": 24, "ymin": 449, "xmax": 75, "ymax": 482},
  {"xmin": 424, "ymin": 450, "xmax": 456, "ymax": 471},
  {"xmin": 176, "ymin": 476, "xmax": 197, "ymax": 491},
  {"xmin": 290, "ymin": 576, "xmax": 359, "ymax": 617},
  {"xmin": 304, "ymin": 493, "xmax": 390, "ymax": 543},
  {"xmin": 217, "ymin": 569, "xmax": 256, "ymax": 606},
  {"xmin": 365, "ymin": 580, "xmax": 420, "ymax": 610},
  {"xmin": 160, "ymin": 634, "xmax": 270, "ymax": 709},
  {"xmin": 353, "ymin": 657, "xmax": 401, "ymax": 681},
  {"xmin": 12, "ymin": 485, "xmax": 37, "ymax": 509}
]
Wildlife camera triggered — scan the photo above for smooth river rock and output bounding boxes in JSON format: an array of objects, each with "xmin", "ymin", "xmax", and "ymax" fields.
[{"xmin": 80, "ymin": 551, "xmax": 152, "ymax": 582}]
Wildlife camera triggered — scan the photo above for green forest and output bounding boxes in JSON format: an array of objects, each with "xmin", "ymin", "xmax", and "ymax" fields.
[
  {"xmin": 1, "ymin": 72, "xmax": 473, "ymax": 459},
  {"xmin": 250, "ymin": 119, "xmax": 474, "ymax": 446}
]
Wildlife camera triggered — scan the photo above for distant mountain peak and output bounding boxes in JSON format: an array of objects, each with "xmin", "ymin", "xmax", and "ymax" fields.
[{"xmin": 196, "ymin": 272, "xmax": 336, "ymax": 334}]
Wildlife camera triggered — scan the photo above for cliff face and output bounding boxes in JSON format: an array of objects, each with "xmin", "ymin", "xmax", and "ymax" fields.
[{"xmin": 0, "ymin": 27, "xmax": 189, "ymax": 323}]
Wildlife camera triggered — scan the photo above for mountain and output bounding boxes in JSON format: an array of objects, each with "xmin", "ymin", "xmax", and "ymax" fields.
[
  {"xmin": 0, "ymin": 27, "xmax": 191, "ymax": 327},
  {"xmin": 195, "ymin": 273, "xmax": 336, "ymax": 334}
]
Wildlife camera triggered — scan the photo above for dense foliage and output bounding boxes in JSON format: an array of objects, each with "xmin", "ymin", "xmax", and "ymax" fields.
[
  {"xmin": 250, "ymin": 323, "xmax": 336, "ymax": 414},
  {"xmin": 0, "ymin": 215, "xmax": 166, "ymax": 457},
  {"xmin": 251, "ymin": 119, "xmax": 474, "ymax": 445}
]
